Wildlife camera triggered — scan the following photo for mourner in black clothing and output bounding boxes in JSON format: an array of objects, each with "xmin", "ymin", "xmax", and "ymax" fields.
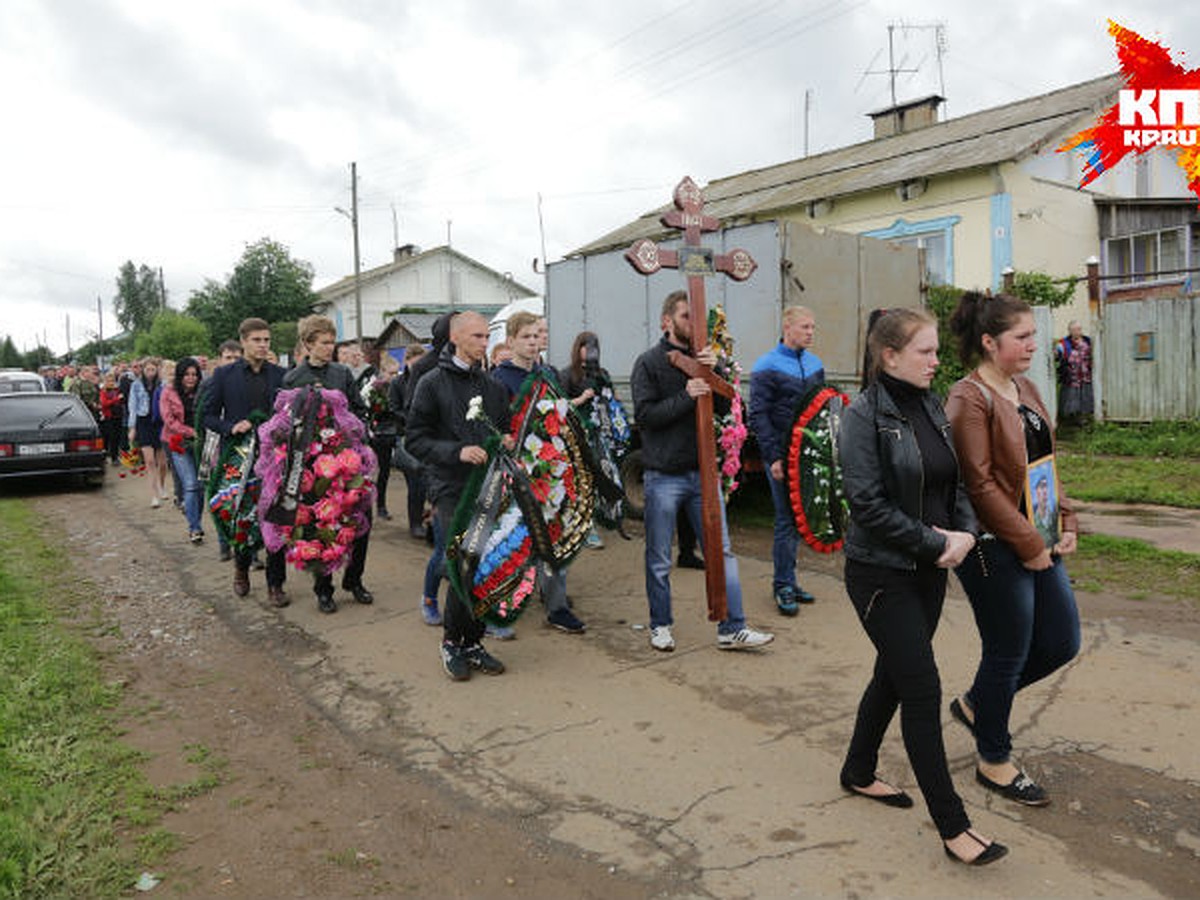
[
  {"xmin": 201, "ymin": 318, "xmax": 289, "ymax": 606},
  {"xmin": 284, "ymin": 315, "xmax": 375, "ymax": 614},
  {"xmin": 406, "ymin": 312, "xmax": 513, "ymax": 682},
  {"xmin": 837, "ymin": 308, "xmax": 1006, "ymax": 867}
]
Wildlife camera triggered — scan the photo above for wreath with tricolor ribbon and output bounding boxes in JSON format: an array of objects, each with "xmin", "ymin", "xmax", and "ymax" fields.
[
  {"xmin": 205, "ymin": 412, "xmax": 267, "ymax": 553},
  {"xmin": 446, "ymin": 372, "xmax": 599, "ymax": 626}
]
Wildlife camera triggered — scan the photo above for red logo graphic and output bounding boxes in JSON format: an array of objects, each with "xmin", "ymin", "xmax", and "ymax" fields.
[{"xmin": 1059, "ymin": 20, "xmax": 1200, "ymax": 201}]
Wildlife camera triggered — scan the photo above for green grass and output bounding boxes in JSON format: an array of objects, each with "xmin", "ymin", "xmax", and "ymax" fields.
[
  {"xmin": 1071, "ymin": 534, "xmax": 1200, "ymax": 603},
  {"xmin": 1059, "ymin": 452, "xmax": 1200, "ymax": 508},
  {"xmin": 726, "ymin": 473, "xmax": 775, "ymax": 528},
  {"xmin": 0, "ymin": 498, "xmax": 221, "ymax": 898},
  {"xmin": 1058, "ymin": 420, "xmax": 1200, "ymax": 458}
]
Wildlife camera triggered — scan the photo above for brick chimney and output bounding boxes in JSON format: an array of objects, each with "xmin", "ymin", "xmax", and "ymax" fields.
[
  {"xmin": 394, "ymin": 243, "xmax": 420, "ymax": 263},
  {"xmin": 868, "ymin": 94, "xmax": 944, "ymax": 139}
]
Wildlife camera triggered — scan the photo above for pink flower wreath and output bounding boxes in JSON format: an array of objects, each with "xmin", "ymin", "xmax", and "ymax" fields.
[{"xmin": 255, "ymin": 387, "xmax": 377, "ymax": 575}]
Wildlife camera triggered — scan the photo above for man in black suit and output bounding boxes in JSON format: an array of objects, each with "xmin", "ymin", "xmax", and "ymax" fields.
[{"xmin": 202, "ymin": 317, "xmax": 289, "ymax": 606}]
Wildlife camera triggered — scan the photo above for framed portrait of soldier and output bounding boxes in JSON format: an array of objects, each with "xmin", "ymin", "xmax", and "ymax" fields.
[{"xmin": 1025, "ymin": 454, "xmax": 1061, "ymax": 550}]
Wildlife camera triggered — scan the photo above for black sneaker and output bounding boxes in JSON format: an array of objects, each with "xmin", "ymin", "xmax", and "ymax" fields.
[
  {"xmin": 547, "ymin": 607, "xmax": 586, "ymax": 634},
  {"xmin": 441, "ymin": 642, "xmax": 471, "ymax": 681},
  {"xmin": 463, "ymin": 643, "xmax": 505, "ymax": 675}
]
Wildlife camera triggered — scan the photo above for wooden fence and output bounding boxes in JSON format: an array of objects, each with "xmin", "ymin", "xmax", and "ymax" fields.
[{"xmin": 1099, "ymin": 296, "xmax": 1199, "ymax": 421}]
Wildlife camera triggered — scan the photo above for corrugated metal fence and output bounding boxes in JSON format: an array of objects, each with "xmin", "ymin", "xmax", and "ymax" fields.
[{"xmin": 1100, "ymin": 297, "xmax": 1200, "ymax": 421}]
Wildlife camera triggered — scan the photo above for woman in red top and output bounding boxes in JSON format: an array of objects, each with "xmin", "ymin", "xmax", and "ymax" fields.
[
  {"xmin": 160, "ymin": 357, "xmax": 205, "ymax": 544},
  {"xmin": 98, "ymin": 372, "xmax": 124, "ymax": 464}
]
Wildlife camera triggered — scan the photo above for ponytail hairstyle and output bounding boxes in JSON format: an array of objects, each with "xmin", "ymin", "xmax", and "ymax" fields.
[
  {"xmin": 862, "ymin": 307, "xmax": 937, "ymax": 389},
  {"xmin": 948, "ymin": 291, "xmax": 1032, "ymax": 367}
]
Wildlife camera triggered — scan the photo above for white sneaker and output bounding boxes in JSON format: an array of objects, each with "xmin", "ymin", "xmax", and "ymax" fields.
[
  {"xmin": 649, "ymin": 625, "xmax": 675, "ymax": 652},
  {"xmin": 717, "ymin": 627, "xmax": 774, "ymax": 650}
]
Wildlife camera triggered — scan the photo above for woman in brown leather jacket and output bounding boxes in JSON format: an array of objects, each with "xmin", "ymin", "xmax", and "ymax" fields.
[{"xmin": 946, "ymin": 292, "xmax": 1081, "ymax": 808}]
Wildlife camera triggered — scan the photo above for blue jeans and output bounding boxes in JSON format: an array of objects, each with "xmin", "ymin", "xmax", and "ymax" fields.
[
  {"xmin": 170, "ymin": 448, "xmax": 203, "ymax": 534},
  {"xmin": 955, "ymin": 539, "xmax": 1081, "ymax": 763},
  {"xmin": 423, "ymin": 510, "xmax": 446, "ymax": 601},
  {"xmin": 767, "ymin": 471, "xmax": 800, "ymax": 591},
  {"xmin": 643, "ymin": 469, "xmax": 745, "ymax": 635}
]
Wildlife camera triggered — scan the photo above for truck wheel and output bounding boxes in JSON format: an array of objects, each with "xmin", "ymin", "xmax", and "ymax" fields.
[{"xmin": 620, "ymin": 449, "xmax": 645, "ymax": 520}]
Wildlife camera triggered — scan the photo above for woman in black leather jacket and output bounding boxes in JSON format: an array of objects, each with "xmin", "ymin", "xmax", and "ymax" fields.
[{"xmin": 836, "ymin": 308, "xmax": 1006, "ymax": 866}]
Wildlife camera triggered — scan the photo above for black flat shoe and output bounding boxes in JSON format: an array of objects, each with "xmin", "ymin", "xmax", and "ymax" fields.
[
  {"xmin": 949, "ymin": 698, "xmax": 976, "ymax": 736},
  {"xmin": 346, "ymin": 584, "xmax": 374, "ymax": 605},
  {"xmin": 975, "ymin": 767, "xmax": 1049, "ymax": 807},
  {"xmin": 944, "ymin": 830, "xmax": 1008, "ymax": 866},
  {"xmin": 677, "ymin": 553, "xmax": 705, "ymax": 570},
  {"xmin": 840, "ymin": 776, "xmax": 914, "ymax": 809},
  {"xmin": 317, "ymin": 592, "xmax": 338, "ymax": 614}
]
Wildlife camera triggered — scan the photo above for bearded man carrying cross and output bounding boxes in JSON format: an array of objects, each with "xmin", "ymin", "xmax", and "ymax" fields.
[{"xmin": 631, "ymin": 291, "xmax": 775, "ymax": 653}]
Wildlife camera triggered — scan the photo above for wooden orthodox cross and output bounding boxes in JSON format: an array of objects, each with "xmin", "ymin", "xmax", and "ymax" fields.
[{"xmin": 625, "ymin": 176, "xmax": 757, "ymax": 622}]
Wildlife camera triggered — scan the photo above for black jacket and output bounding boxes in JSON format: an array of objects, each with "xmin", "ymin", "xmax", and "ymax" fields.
[
  {"xmin": 283, "ymin": 360, "xmax": 368, "ymax": 420},
  {"xmin": 401, "ymin": 313, "xmax": 454, "ymax": 417},
  {"xmin": 631, "ymin": 335, "xmax": 731, "ymax": 474},
  {"xmin": 838, "ymin": 380, "xmax": 977, "ymax": 571},
  {"xmin": 405, "ymin": 347, "xmax": 510, "ymax": 503}
]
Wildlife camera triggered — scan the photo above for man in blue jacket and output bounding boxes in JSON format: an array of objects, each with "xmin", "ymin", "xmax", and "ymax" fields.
[{"xmin": 749, "ymin": 305, "xmax": 824, "ymax": 616}]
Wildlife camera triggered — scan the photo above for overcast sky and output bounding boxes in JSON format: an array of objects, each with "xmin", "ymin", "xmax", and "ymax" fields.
[{"xmin": 1, "ymin": 0, "xmax": 1195, "ymax": 355}]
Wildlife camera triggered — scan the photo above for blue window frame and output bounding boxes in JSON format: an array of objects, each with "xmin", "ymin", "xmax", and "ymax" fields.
[{"xmin": 863, "ymin": 215, "xmax": 960, "ymax": 285}]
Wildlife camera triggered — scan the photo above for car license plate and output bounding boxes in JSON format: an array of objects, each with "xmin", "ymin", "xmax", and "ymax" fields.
[{"xmin": 18, "ymin": 442, "xmax": 65, "ymax": 456}]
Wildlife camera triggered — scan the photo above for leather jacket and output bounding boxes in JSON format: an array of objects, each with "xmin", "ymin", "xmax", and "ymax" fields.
[
  {"xmin": 839, "ymin": 380, "xmax": 977, "ymax": 571},
  {"xmin": 946, "ymin": 372, "xmax": 1076, "ymax": 563}
]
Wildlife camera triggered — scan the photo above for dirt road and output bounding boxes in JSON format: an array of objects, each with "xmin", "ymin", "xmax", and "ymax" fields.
[{"xmin": 29, "ymin": 471, "xmax": 1200, "ymax": 898}]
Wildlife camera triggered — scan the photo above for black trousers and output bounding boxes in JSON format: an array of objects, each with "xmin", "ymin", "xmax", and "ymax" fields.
[
  {"xmin": 314, "ymin": 530, "xmax": 370, "ymax": 594},
  {"xmin": 100, "ymin": 418, "xmax": 122, "ymax": 462},
  {"xmin": 436, "ymin": 493, "xmax": 485, "ymax": 647},
  {"xmin": 676, "ymin": 507, "xmax": 697, "ymax": 557},
  {"xmin": 371, "ymin": 436, "xmax": 395, "ymax": 511},
  {"xmin": 235, "ymin": 546, "xmax": 286, "ymax": 589},
  {"xmin": 405, "ymin": 469, "xmax": 427, "ymax": 531},
  {"xmin": 842, "ymin": 559, "xmax": 970, "ymax": 839}
]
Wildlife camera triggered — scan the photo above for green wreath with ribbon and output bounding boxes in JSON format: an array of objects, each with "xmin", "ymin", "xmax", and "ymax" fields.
[
  {"xmin": 784, "ymin": 384, "xmax": 850, "ymax": 553},
  {"xmin": 446, "ymin": 372, "xmax": 601, "ymax": 626},
  {"xmin": 205, "ymin": 412, "xmax": 268, "ymax": 553}
]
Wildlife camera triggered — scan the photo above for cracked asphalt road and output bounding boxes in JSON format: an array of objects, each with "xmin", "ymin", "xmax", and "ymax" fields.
[{"xmin": 70, "ymin": 473, "xmax": 1200, "ymax": 897}]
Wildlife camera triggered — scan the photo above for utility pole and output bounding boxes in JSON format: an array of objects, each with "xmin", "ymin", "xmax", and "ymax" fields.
[
  {"xmin": 803, "ymin": 88, "xmax": 812, "ymax": 157},
  {"xmin": 351, "ymin": 162, "xmax": 363, "ymax": 343},
  {"xmin": 334, "ymin": 162, "xmax": 364, "ymax": 342},
  {"xmin": 97, "ymin": 295, "xmax": 104, "ymax": 365},
  {"xmin": 158, "ymin": 267, "xmax": 167, "ymax": 309}
]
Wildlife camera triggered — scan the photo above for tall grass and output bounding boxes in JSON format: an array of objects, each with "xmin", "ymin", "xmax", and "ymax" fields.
[
  {"xmin": 1058, "ymin": 453, "xmax": 1200, "ymax": 508},
  {"xmin": 1071, "ymin": 534, "xmax": 1200, "ymax": 603},
  {"xmin": 0, "ymin": 499, "xmax": 203, "ymax": 898},
  {"xmin": 1058, "ymin": 421, "xmax": 1200, "ymax": 458}
]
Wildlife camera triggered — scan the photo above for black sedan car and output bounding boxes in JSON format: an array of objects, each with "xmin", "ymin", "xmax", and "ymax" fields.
[{"xmin": 0, "ymin": 392, "xmax": 106, "ymax": 487}]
